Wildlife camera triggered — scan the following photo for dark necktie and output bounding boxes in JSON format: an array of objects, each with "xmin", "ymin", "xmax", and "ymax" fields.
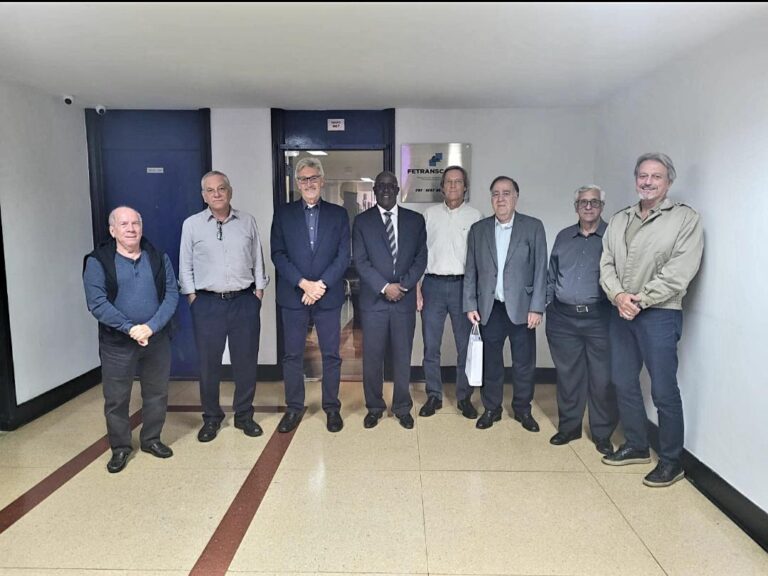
[{"xmin": 384, "ymin": 211, "xmax": 397, "ymax": 271}]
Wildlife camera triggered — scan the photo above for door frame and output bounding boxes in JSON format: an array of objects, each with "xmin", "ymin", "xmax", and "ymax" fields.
[{"xmin": 270, "ymin": 108, "xmax": 395, "ymax": 379}]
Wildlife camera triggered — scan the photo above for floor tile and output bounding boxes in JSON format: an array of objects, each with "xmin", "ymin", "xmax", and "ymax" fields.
[
  {"xmin": 0, "ymin": 467, "xmax": 250, "ymax": 571},
  {"xmin": 0, "ymin": 410, "xmax": 108, "ymax": 468},
  {"xmin": 0, "ymin": 466, "xmax": 56, "ymax": 509},
  {"xmin": 595, "ymin": 473, "xmax": 768, "ymax": 576},
  {"xmin": 279, "ymin": 410, "xmax": 421, "ymax": 471},
  {"xmin": 421, "ymin": 470, "xmax": 665, "ymax": 576},
  {"xmin": 229, "ymin": 469, "xmax": 427, "ymax": 573}
]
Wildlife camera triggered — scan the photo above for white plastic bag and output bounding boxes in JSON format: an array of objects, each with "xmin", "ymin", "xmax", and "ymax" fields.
[{"xmin": 465, "ymin": 323, "xmax": 483, "ymax": 387}]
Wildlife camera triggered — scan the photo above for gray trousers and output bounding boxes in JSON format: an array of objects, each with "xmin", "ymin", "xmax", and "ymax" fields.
[
  {"xmin": 545, "ymin": 302, "xmax": 617, "ymax": 440},
  {"xmin": 99, "ymin": 330, "xmax": 171, "ymax": 451}
]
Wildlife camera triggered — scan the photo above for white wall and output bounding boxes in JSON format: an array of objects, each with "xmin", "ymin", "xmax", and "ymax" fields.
[
  {"xmin": 0, "ymin": 81, "xmax": 98, "ymax": 403},
  {"xmin": 210, "ymin": 109, "xmax": 277, "ymax": 365},
  {"xmin": 397, "ymin": 108, "xmax": 598, "ymax": 367},
  {"xmin": 595, "ymin": 18, "xmax": 768, "ymax": 512}
]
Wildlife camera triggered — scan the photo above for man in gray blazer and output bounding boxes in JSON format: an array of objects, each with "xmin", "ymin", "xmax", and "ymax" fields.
[{"xmin": 463, "ymin": 176, "xmax": 547, "ymax": 430}]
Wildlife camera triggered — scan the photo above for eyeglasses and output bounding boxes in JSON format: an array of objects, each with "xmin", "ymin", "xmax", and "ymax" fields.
[
  {"xmin": 205, "ymin": 186, "xmax": 229, "ymax": 196},
  {"xmin": 575, "ymin": 199, "xmax": 604, "ymax": 209},
  {"xmin": 216, "ymin": 220, "xmax": 223, "ymax": 241},
  {"xmin": 491, "ymin": 190, "xmax": 515, "ymax": 199},
  {"xmin": 297, "ymin": 175, "xmax": 322, "ymax": 185}
]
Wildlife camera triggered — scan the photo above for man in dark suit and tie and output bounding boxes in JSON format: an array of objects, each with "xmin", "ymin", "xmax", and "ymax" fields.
[
  {"xmin": 271, "ymin": 158, "xmax": 350, "ymax": 433},
  {"xmin": 352, "ymin": 171, "xmax": 427, "ymax": 429},
  {"xmin": 464, "ymin": 176, "xmax": 547, "ymax": 431}
]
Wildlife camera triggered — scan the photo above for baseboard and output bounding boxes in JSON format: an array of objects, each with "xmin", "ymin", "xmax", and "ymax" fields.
[
  {"xmin": 647, "ymin": 421, "xmax": 767, "ymax": 552},
  {"xmin": 409, "ymin": 366, "xmax": 557, "ymax": 384},
  {"xmin": 0, "ymin": 367, "xmax": 101, "ymax": 431},
  {"xmin": 213, "ymin": 364, "xmax": 282, "ymax": 382}
]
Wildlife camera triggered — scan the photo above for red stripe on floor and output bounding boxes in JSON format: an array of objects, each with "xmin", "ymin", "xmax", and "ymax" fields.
[
  {"xmin": 0, "ymin": 409, "xmax": 143, "ymax": 535},
  {"xmin": 189, "ymin": 421, "xmax": 300, "ymax": 576}
]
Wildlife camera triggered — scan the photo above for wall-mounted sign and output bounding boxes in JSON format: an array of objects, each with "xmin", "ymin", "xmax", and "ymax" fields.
[
  {"xmin": 400, "ymin": 143, "xmax": 471, "ymax": 203},
  {"xmin": 327, "ymin": 119, "xmax": 345, "ymax": 131},
  {"xmin": 146, "ymin": 167, "xmax": 164, "ymax": 174}
]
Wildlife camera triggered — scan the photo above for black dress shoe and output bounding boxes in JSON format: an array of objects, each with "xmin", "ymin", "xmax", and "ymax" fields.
[
  {"xmin": 197, "ymin": 422, "xmax": 220, "ymax": 443},
  {"xmin": 601, "ymin": 444, "xmax": 651, "ymax": 466},
  {"xmin": 396, "ymin": 412, "xmax": 414, "ymax": 429},
  {"xmin": 141, "ymin": 441, "xmax": 173, "ymax": 458},
  {"xmin": 476, "ymin": 408, "xmax": 502, "ymax": 429},
  {"xmin": 643, "ymin": 462, "xmax": 684, "ymax": 487},
  {"xmin": 363, "ymin": 412, "xmax": 383, "ymax": 429},
  {"xmin": 593, "ymin": 437, "xmax": 614, "ymax": 456},
  {"xmin": 107, "ymin": 449, "xmax": 131, "ymax": 473},
  {"xmin": 418, "ymin": 396, "xmax": 442, "ymax": 417},
  {"xmin": 549, "ymin": 429, "xmax": 582, "ymax": 445},
  {"xmin": 457, "ymin": 398, "xmax": 478, "ymax": 420},
  {"xmin": 513, "ymin": 412, "xmax": 540, "ymax": 432},
  {"xmin": 278, "ymin": 410, "xmax": 303, "ymax": 433},
  {"xmin": 326, "ymin": 411, "xmax": 344, "ymax": 433},
  {"xmin": 235, "ymin": 418, "xmax": 263, "ymax": 437}
]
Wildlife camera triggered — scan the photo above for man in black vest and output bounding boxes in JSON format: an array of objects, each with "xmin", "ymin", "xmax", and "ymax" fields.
[{"xmin": 83, "ymin": 206, "xmax": 179, "ymax": 473}]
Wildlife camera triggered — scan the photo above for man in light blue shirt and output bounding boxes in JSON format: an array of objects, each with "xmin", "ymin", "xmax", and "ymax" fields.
[{"xmin": 464, "ymin": 176, "xmax": 547, "ymax": 431}]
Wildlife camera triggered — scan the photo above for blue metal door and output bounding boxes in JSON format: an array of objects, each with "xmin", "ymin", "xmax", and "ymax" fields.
[{"xmin": 86, "ymin": 109, "xmax": 211, "ymax": 378}]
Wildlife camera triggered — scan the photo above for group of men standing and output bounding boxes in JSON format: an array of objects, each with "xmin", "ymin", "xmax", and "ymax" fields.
[{"xmin": 83, "ymin": 152, "xmax": 702, "ymax": 489}]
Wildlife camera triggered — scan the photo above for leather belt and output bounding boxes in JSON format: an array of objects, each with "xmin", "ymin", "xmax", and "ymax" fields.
[
  {"xmin": 554, "ymin": 298, "xmax": 607, "ymax": 314},
  {"xmin": 197, "ymin": 285, "xmax": 254, "ymax": 300},
  {"xmin": 425, "ymin": 274, "xmax": 464, "ymax": 281}
]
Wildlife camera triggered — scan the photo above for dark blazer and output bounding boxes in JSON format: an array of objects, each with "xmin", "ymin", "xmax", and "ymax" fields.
[
  {"xmin": 463, "ymin": 212, "xmax": 547, "ymax": 325},
  {"xmin": 352, "ymin": 206, "xmax": 427, "ymax": 312},
  {"xmin": 271, "ymin": 199, "xmax": 350, "ymax": 310}
]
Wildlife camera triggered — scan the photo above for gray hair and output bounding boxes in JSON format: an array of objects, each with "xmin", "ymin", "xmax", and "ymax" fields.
[
  {"xmin": 201, "ymin": 170, "xmax": 232, "ymax": 191},
  {"xmin": 573, "ymin": 185, "xmax": 605, "ymax": 202},
  {"xmin": 295, "ymin": 157, "xmax": 325, "ymax": 180},
  {"xmin": 634, "ymin": 153, "xmax": 676, "ymax": 183},
  {"xmin": 108, "ymin": 206, "xmax": 142, "ymax": 226}
]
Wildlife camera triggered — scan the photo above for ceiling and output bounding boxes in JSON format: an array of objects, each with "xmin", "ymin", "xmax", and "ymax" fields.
[{"xmin": 1, "ymin": 2, "xmax": 766, "ymax": 110}]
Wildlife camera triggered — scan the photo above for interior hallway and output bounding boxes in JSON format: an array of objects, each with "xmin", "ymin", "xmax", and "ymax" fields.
[{"xmin": 0, "ymin": 379, "xmax": 765, "ymax": 576}]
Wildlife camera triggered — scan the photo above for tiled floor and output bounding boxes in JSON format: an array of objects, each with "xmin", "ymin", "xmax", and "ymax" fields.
[{"xmin": 0, "ymin": 380, "xmax": 765, "ymax": 575}]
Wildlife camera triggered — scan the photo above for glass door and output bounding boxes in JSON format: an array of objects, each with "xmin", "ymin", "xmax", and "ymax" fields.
[{"xmin": 284, "ymin": 150, "xmax": 384, "ymax": 381}]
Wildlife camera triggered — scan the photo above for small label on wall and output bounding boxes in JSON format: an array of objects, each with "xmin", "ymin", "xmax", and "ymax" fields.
[
  {"xmin": 327, "ymin": 119, "xmax": 345, "ymax": 131},
  {"xmin": 146, "ymin": 167, "xmax": 164, "ymax": 174}
]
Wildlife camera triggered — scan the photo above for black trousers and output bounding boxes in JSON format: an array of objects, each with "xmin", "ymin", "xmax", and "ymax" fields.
[
  {"xmin": 479, "ymin": 300, "xmax": 536, "ymax": 414},
  {"xmin": 191, "ymin": 291, "xmax": 261, "ymax": 425},
  {"xmin": 361, "ymin": 307, "xmax": 416, "ymax": 416},
  {"xmin": 99, "ymin": 330, "xmax": 170, "ymax": 451},
  {"xmin": 545, "ymin": 301, "xmax": 617, "ymax": 440}
]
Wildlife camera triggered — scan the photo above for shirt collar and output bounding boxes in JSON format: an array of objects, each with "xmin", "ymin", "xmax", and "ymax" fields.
[
  {"xmin": 377, "ymin": 204, "xmax": 398, "ymax": 217},
  {"xmin": 206, "ymin": 206, "xmax": 238, "ymax": 222},
  {"xmin": 570, "ymin": 219, "xmax": 607, "ymax": 238},
  {"xmin": 443, "ymin": 200, "xmax": 466, "ymax": 213},
  {"xmin": 302, "ymin": 198, "xmax": 321, "ymax": 210},
  {"xmin": 495, "ymin": 213, "xmax": 515, "ymax": 229}
]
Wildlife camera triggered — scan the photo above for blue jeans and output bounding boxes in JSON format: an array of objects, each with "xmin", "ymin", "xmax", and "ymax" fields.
[
  {"xmin": 421, "ymin": 275, "xmax": 473, "ymax": 402},
  {"xmin": 610, "ymin": 307, "xmax": 683, "ymax": 466}
]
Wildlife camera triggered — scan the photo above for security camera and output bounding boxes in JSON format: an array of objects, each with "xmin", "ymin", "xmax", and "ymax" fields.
[
  {"xmin": 62, "ymin": 95, "xmax": 74, "ymax": 105},
  {"xmin": 95, "ymin": 105, "xmax": 106, "ymax": 116}
]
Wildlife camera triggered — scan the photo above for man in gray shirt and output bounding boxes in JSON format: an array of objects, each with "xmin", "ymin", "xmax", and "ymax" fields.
[
  {"xmin": 179, "ymin": 171, "xmax": 269, "ymax": 443},
  {"xmin": 545, "ymin": 185, "xmax": 617, "ymax": 456}
]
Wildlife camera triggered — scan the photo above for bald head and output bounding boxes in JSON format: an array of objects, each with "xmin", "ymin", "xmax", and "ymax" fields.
[{"xmin": 109, "ymin": 206, "xmax": 143, "ymax": 256}]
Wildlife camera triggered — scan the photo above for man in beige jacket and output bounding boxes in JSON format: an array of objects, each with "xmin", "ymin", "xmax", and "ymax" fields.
[{"xmin": 599, "ymin": 153, "xmax": 703, "ymax": 488}]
